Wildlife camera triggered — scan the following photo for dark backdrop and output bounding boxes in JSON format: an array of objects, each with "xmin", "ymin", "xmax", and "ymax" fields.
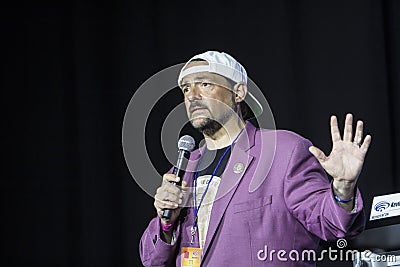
[{"xmin": 2, "ymin": 0, "xmax": 399, "ymax": 266}]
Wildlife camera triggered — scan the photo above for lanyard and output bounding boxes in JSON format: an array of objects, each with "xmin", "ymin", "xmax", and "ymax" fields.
[{"xmin": 190, "ymin": 129, "xmax": 243, "ymax": 244}]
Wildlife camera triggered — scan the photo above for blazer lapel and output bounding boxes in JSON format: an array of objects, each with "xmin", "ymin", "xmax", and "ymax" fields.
[{"xmin": 201, "ymin": 122, "xmax": 257, "ymax": 260}]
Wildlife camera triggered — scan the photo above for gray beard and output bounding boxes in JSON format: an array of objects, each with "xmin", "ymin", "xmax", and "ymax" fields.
[
  {"xmin": 192, "ymin": 102, "xmax": 237, "ymax": 137},
  {"xmin": 195, "ymin": 118, "xmax": 223, "ymax": 137}
]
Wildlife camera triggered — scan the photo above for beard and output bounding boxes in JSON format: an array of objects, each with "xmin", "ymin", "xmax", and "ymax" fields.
[
  {"xmin": 190, "ymin": 101, "xmax": 237, "ymax": 137},
  {"xmin": 195, "ymin": 118, "xmax": 223, "ymax": 137}
]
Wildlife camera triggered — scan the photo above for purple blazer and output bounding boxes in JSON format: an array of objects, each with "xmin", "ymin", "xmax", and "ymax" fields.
[{"xmin": 140, "ymin": 122, "xmax": 365, "ymax": 266}]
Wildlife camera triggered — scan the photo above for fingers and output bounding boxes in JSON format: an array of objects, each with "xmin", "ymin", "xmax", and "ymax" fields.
[
  {"xmin": 353, "ymin": 120, "xmax": 364, "ymax": 144},
  {"xmin": 333, "ymin": 114, "xmax": 367, "ymax": 145},
  {"xmin": 309, "ymin": 146, "xmax": 327, "ymax": 163},
  {"xmin": 332, "ymin": 113, "xmax": 371, "ymax": 152},
  {"xmin": 155, "ymin": 184, "xmax": 182, "ymax": 205},
  {"xmin": 154, "ymin": 197, "xmax": 180, "ymax": 213},
  {"xmin": 154, "ymin": 174, "xmax": 186, "ymax": 217},
  {"xmin": 360, "ymin": 134, "xmax": 372, "ymax": 155},
  {"xmin": 330, "ymin": 115, "xmax": 341, "ymax": 143},
  {"xmin": 162, "ymin": 173, "xmax": 180, "ymax": 184},
  {"xmin": 343, "ymin": 113, "xmax": 353, "ymax": 142},
  {"xmin": 154, "ymin": 198, "xmax": 180, "ymax": 211}
]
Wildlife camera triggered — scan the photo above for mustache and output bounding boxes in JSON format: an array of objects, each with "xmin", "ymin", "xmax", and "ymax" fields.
[{"xmin": 189, "ymin": 102, "xmax": 208, "ymax": 113}]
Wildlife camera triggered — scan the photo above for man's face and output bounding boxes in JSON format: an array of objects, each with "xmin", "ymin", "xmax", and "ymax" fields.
[{"xmin": 180, "ymin": 61, "xmax": 236, "ymax": 135}]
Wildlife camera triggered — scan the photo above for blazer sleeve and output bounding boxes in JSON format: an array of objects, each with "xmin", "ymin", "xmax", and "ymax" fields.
[
  {"xmin": 139, "ymin": 166, "xmax": 181, "ymax": 267},
  {"xmin": 139, "ymin": 216, "xmax": 181, "ymax": 267},
  {"xmin": 283, "ymin": 139, "xmax": 366, "ymax": 241}
]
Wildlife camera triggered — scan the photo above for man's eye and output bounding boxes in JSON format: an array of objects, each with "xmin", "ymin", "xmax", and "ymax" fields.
[
  {"xmin": 201, "ymin": 82, "xmax": 210, "ymax": 87},
  {"xmin": 182, "ymin": 87, "xmax": 190, "ymax": 93}
]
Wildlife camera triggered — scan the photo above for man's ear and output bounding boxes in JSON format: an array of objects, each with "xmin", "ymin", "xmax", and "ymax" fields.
[{"xmin": 233, "ymin": 82, "xmax": 248, "ymax": 103}]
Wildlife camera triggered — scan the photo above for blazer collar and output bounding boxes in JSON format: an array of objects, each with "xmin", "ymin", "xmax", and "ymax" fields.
[
  {"xmin": 194, "ymin": 121, "xmax": 258, "ymax": 260},
  {"xmin": 190, "ymin": 121, "xmax": 257, "ymax": 156}
]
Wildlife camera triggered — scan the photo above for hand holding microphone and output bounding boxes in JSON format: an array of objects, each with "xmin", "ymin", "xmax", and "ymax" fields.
[
  {"xmin": 154, "ymin": 174, "xmax": 187, "ymax": 227},
  {"xmin": 154, "ymin": 135, "xmax": 195, "ymax": 227}
]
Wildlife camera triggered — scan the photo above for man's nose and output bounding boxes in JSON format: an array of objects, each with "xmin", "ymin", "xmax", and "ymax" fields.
[{"xmin": 186, "ymin": 86, "xmax": 202, "ymax": 101}]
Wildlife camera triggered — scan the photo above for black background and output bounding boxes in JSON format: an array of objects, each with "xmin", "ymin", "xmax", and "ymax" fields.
[{"xmin": 2, "ymin": 0, "xmax": 399, "ymax": 266}]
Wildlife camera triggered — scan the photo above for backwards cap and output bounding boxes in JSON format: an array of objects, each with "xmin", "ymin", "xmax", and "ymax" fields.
[{"xmin": 178, "ymin": 51, "xmax": 263, "ymax": 118}]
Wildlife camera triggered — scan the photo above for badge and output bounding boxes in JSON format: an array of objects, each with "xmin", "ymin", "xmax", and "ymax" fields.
[
  {"xmin": 233, "ymin": 162, "xmax": 245, "ymax": 174},
  {"xmin": 181, "ymin": 247, "xmax": 201, "ymax": 267}
]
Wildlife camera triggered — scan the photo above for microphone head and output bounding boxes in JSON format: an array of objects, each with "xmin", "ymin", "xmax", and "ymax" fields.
[{"xmin": 178, "ymin": 135, "xmax": 195, "ymax": 152}]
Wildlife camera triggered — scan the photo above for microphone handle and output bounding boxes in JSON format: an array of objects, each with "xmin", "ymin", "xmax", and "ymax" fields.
[{"xmin": 162, "ymin": 150, "xmax": 189, "ymax": 220}]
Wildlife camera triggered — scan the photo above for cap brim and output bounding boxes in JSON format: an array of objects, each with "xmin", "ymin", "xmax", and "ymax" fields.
[{"xmin": 245, "ymin": 91, "xmax": 263, "ymax": 118}]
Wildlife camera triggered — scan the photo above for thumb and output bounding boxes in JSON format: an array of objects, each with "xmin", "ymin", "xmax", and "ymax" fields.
[
  {"xmin": 309, "ymin": 146, "xmax": 327, "ymax": 163},
  {"xmin": 180, "ymin": 181, "xmax": 189, "ymax": 206},
  {"xmin": 181, "ymin": 181, "xmax": 188, "ymax": 188}
]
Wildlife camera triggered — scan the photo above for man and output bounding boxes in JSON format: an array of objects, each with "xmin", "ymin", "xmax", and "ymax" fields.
[{"xmin": 139, "ymin": 51, "xmax": 371, "ymax": 266}]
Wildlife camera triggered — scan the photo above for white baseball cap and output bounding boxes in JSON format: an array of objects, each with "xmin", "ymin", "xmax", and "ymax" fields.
[{"xmin": 178, "ymin": 51, "xmax": 263, "ymax": 118}]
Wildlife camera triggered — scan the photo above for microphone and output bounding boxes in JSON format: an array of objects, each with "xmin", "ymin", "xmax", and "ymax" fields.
[{"xmin": 162, "ymin": 135, "xmax": 195, "ymax": 219}]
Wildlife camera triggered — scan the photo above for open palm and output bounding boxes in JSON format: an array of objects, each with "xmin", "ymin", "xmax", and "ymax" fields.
[{"xmin": 309, "ymin": 114, "xmax": 372, "ymax": 183}]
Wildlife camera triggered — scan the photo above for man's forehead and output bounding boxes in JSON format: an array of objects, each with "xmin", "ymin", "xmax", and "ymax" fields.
[
  {"xmin": 180, "ymin": 71, "xmax": 224, "ymax": 83},
  {"xmin": 180, "ymin": 60, "xmax": 233, "ymax": 87},
  {"xmin": 180, "ymin": 73, "xmax": 231, "ymax": 89}
]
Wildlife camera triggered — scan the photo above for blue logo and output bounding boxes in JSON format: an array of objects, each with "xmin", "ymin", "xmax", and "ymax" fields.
[{"xmin": 374, "ymin": 201, "xmax": 390, "ymax": 212}]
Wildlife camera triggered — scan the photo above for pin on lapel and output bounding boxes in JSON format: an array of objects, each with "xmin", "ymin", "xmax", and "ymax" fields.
[{"xmin": 233, "ymin": 162, "xmax": 245, "ymax": 174}]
